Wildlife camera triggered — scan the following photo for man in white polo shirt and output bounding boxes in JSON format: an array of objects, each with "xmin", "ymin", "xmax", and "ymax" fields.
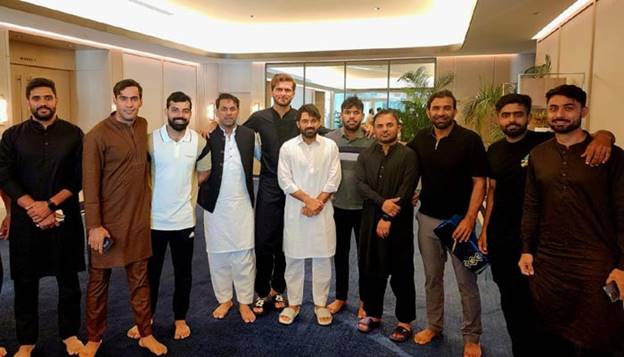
[{"xmin": 127, "ymin": 91, "xmax": 210, "ymax": 341}]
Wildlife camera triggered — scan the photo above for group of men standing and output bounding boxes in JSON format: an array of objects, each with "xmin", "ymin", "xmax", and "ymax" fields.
[{"xmin": 0, "ymin": 72, "xmax": 622, "ymax": 357}]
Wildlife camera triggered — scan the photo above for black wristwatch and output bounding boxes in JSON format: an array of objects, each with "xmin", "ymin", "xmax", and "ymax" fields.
[
  {"xmin": 381, "ymin": 214, "xmax": 392, "ymax": 221},
  {"xmin": 47, "ymin": 199, "xmax": 57, "ymax": 211}
]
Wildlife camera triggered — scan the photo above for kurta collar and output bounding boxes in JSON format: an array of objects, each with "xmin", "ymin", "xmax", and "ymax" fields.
[
  {"xmin": 107, "ymin": 112, "xmax": 139, "ymax": 130},
  {"xmin": 159, "ymin": 124, "xmax": 191, "ymax": 143},
  {"xmin": 27, "ymin": 116, "xmax": 59, "ymax": 131},
  {"xmin": 219, "ymin": 124, "xmax": 238, "ymax": 138},
  {"xmin": 374, "ymin": 141, "xmax": 400, "ymax": 156},
  {"xmin": 295, "ymin": 133, "xmax": 321, "ymax": 145}
]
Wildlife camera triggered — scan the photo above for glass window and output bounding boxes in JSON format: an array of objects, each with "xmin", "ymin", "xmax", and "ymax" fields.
[
  {"xmin": 346, "ymin": 61, "xmax": 389, "ymax": 120},
  {"xmin": 304, "ymin": 63, "xmax": 345, "ymax": 128},
  {"xmin": 389, "ymin": 60, "xmax": 435, "ymax": 89}
]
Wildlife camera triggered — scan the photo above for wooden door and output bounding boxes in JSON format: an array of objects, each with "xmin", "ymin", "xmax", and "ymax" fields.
[{"xmin": 11, "ymin": 64, "xmax": 72, "ymax": 124}]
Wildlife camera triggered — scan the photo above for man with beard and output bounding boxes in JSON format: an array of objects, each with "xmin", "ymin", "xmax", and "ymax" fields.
[
  {"xmin": 356, "ymin": 110, "xmax": 419, "ymax": 342},
  {"xmin": 0, "ymin": 78, "xmax": 85, "ymax": 357},
  {"xmin": 408, "ymin": 90, "xmax": 486, "ymax": 357},
  {"xmin": 126, "ymin": 91, "xmax": 211, "ymax": 340},
  {"xmin": 199, "ymin": 93, "xmax": 259, "ymax": 324},
  {"xmin": 478, "ymin": 93, "xmax": 614, "ymax": 356},
  {"xmin": 519, "ymin": 84, "xmax": 624, "ymax": 355},
  {"xmin": 325, "ymin": 96, "xmax": 374, "ymax": 316},
  {"xmin": 277, "ymin": 104, "xmax": 341, "ymax": 326},
  {"xmin": 82, "ymin": 79, "xmax": 167, "ymax": 357}
]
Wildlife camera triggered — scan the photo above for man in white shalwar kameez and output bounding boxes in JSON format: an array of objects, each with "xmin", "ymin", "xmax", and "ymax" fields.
[
  {"xmin": 277, "ymin": 104, "xmax": 341, "ymax": 326},
  {"xmin": 198, "ymin": 93, "xmax": 260, "ymax": 323}
]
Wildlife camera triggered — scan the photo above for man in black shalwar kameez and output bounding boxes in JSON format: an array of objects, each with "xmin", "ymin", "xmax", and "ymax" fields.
[
  {"xmin": 355, "ymin": 110, "xmax": 419, "ymax": 342},
  {"xmin": 519, "ymin": 85, "xmax": 624, "ymax": 355},
  {"xmin": 0, "ymin": 78, "xmax": 85, "ymax": 357}
]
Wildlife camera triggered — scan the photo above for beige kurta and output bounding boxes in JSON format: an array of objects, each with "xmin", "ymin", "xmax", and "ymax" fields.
[{"xmin": 83, "ymin": 113, "xmax": 151, "ymax": 268}]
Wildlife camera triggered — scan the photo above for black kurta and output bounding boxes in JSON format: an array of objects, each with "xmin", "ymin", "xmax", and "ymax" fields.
[
  {"xmin": 521, "ymin": 134, "xmax": 624, "ymax": 351},
  {"xmin": 356, "ymin": 143, "xmax": 419, "ymax": 277},
  {"xmin": 0, "ymin": 118, "xmax": 85, "ymax": 279}
]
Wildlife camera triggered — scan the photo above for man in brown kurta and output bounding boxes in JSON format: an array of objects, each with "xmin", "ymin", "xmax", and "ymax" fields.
[
  {"xmin": 519, "ymin": 85, "xmax": 624, "ymax": 355},
  {"xmin": 81, "ymin": 79, "xmax": 167, "ymax": 357}
]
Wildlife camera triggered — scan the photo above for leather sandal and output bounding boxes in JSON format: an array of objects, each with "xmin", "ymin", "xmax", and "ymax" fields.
[
  {"xmin": 357, "ymin": 317, "xmax": 381, "ymax": 333},
  {"xmin": 389, "ymin": 325, "xmax": 412, "ymax": 343}
]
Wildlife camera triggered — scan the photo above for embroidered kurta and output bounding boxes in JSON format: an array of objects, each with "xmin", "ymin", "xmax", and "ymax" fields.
[
  {"xmin": 521, "ymin": 135, "xmax": 624, "ymax": 351},
  {"xmin": 278, "ymin": 135, "xmax": 341, "ymax": 259},
  {"xmin": 82, "ymin": 113, "xmax": 152, "ymax": 268}
]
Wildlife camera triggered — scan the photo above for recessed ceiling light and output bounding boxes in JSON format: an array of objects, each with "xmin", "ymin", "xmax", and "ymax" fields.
[{"xmin": 374, "ymin": 6, "xmax": 381, "ymax": 11}]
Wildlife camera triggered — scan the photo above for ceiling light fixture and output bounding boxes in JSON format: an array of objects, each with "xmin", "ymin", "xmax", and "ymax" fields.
[{"xmin": 532, "ymin": 0, "xmax": 592, "ymax": 40}]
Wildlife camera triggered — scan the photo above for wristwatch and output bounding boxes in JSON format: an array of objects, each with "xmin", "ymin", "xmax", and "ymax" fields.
[{"xmin": 47, "ymin": 199, "xmax": 57, "ymax": 211}]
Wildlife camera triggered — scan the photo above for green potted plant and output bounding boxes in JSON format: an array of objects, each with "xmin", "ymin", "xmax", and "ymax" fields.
[{"xmin": 462, "ymin": 81, "xmax": 504, "ymax": 146}]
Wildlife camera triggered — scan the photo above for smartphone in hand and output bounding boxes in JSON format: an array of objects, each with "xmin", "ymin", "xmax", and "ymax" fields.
[{"xmin": 603, "ymin": 281, "xmax": 621, "ymax": 303}]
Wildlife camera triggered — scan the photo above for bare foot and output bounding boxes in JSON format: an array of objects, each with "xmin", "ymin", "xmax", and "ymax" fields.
[
  {"xmin": 63, "ymin": 336, "xmax": 85, "ymax": 356},
  {"xmin": 138, "ymin": 335, "xmax": 167, "ymax": 356},
  {"xmin": 0, "ymin": 347, "xmax": 6, "ymax": 357},
  {"xmin": 127, "ymin": 318, "xmax": 154, "ymax": 340},
  {"xmin": 174, "ymin": 320, "xmax": 191, "ymax": 340},
  {"xmin": 357, "ymin": 302, "xmax": 366, "ymax": 319},
  {"xmin": 414, "ymin": 328, "xmax": 440, "ymax": 345},
  {"xmin": 79, "ymin": 341, "xmax": 101, "ymax": 357},
  {"xmin": 239, "ymin": 304, "xmax": 256, "ymax": 323},
  {"xmin": 212, "ymin": 301, "xmax": 234, "ymax": 319},
  {"xmin": 327, "ymin": 299, "xmax": 345, "ymax": 314},
  {"xmin": 127, "ymin": 325, "xmax": 140, "ymax": 340},
  {"xmin": 464, "ymin": 342, "xmax": 482, "ymax": 357},
  {"xmin": 14, "ymin": 345, "xmax": 35, "ymax": 357}
]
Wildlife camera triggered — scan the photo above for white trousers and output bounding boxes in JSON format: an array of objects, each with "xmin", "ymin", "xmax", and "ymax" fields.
[
  {"xmin": 207, "ymin": 249, "xmax": 256, "ymax": 305},
  {"xmin": 284, "ymin": 256, "xmax": 332, "ymax": 306}
]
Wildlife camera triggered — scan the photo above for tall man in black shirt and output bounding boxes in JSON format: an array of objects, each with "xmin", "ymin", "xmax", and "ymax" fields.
[
  {"xmin": 480, "ymin": 93, "xmax": 614, "ymax": 356},
  {"xmin": 0, "ymin": 78, "xmax": 85, "ymax": 357},
  {"xmin": 244, "ymin": 73, "xmax": 299, "ymax": 314},
  {"xmin": 408, "ymin": 90, "xmax": 486, "ymax": 357}
]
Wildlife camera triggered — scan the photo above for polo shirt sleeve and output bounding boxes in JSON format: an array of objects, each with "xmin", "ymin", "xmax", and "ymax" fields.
[{"xmin": 469, "ymin": 134, "xmax": 488, "ymax": 178}]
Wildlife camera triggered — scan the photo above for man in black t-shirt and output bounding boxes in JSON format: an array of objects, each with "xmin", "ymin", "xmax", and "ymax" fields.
[
  {"xmin": 408, "ymin": 90, "xmax": 487, "ymax": 357},
  {"xmin": 478, "ymin": 93, "xmax": 614, "ymax": 357}
]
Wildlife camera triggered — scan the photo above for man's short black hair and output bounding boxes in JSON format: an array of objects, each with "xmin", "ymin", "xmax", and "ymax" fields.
[
  {"xmin": 26, "ymin": 77, "xmax": 56, "ymax": 99},
  {"xmin": 495, "ymin": 93, "xmax": 532, "ymax": 114},
  {"xmin": 113, "ymin": 79, "xmax": 143, "ymax": 99},
  {"xmin": 546, "ymin": 84, "xmax": 587, "ymax": 107},
  {"xmin": 215, "ymin": 93, "xmax": 240, "ymax": 109},
  {"xmin": 166, "ymin": 91, "xmax": 192, "ymax": 109},
  {"xmin": 341, "ymin": 96, "xmax": 364, "ymax": 112},
  {"xmin": 372, "ymin": 109, "xmax": 401, "ymax": 125},
  {"xmin": 297, "ymin": 104, "xmax": 321, "ymax": 121},
  {"xmin": 427, "ymin": 89, "xmax": 457, "ymax": 110}
]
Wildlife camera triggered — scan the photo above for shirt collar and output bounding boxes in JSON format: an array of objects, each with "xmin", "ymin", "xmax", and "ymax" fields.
[
  {"xmin": 341, "ymin": 127, "xmax": 366, "ymax": 140},
  {"xmin": 429, "ymin": 120, "xmax": 458, "ymax": 139},
  {"xmin": 159, "ymin": 124, "xmax": 191, "ymax": 143}
]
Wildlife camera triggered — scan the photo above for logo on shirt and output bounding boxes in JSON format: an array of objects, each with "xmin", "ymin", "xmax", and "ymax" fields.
[{"xmin": 520, "ymin": 154, "xmax": 529, "ymax": 168}]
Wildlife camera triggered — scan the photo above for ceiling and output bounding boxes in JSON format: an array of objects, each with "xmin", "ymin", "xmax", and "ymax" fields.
[{"xmin": 0, "ymin": 0, "xmax": 575, "ymax": 59}]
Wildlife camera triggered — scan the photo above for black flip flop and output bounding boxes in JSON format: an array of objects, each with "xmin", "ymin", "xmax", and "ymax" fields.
[{"xmin": 389, "ymin": 325, "xmax": 412, "ymax": 343}]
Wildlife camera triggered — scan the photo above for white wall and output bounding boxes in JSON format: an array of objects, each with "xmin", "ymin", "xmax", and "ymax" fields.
[
  {"xmin": 535, "ymin": 0, "xmax": 624, "ymax": 140},
  {"xmin": 74, "ymin": 49, "xmax": 112, "ymax": 132}
]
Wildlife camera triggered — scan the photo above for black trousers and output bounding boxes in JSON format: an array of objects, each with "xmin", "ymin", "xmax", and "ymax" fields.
[
  {"xmin": 362, "ymin": 267, "xmax": 416, "ymax": 323},
  {"xmin": 489, "ymin": 236, "xmax": 536, "ymax": 357},
  {"xmin": 333, "ymin": 207, "xmax": 363, "ymax": 301},
  {"xmin": 148, "ymin": 228, "xmax": 194, "ymax": 320},
  {"xmin": 536, "ymin": 330, "xmax": 622, "ymax": 357},
  {"xmin": 254, "ymin": 188, "xmax": 286, "ymax": 298},
  {"xmin": 14, "ymin": 271, "xmax": 81, "ymax": 345}
]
